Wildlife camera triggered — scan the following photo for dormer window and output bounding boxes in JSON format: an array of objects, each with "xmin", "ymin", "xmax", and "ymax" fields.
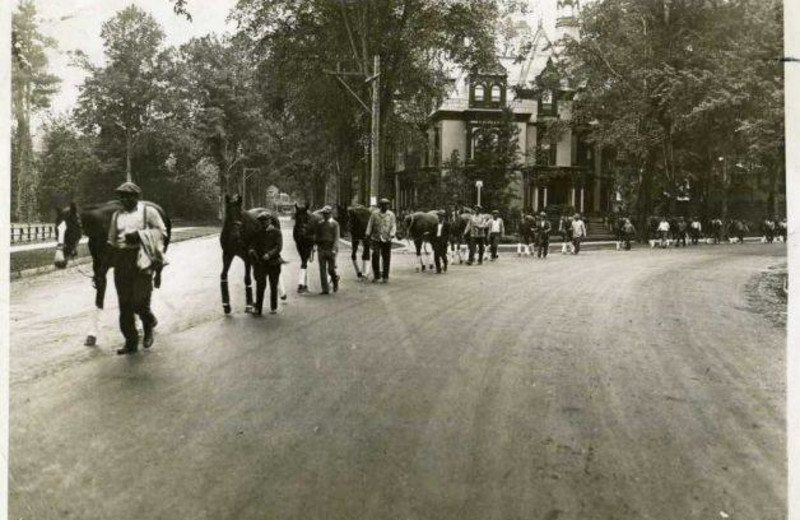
[
  {"xmin": 491, "ymin": 85, "xmax": 502, "ymax": 102},
  {"xmin": 474, "ymin": 84, "xmax": 485, "ymax": 101},
  {"xmin": 542, "ymin": 90, "xmax": 553, "ymax": 105}
]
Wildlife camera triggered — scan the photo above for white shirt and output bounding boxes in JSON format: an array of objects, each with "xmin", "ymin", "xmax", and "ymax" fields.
[
  {"xmin": 436, "ymin": 223, "xmax": 444, "ymax": 237},
  {"xmin": 113, "ymin": 202, "xmax": 167, "ymax": 248},
  {"xmin": 657, "ymin": 221, "xmax": 670, "ymax": 232},
  {"xmin": 490, "ymin": 219, "xmax": 502, "ymax": 233}
]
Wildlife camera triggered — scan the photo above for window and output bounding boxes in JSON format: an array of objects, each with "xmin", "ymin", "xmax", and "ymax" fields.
[
  {"xmin": 491, "ymin": 85, "xmax": 502, "ymax": 102},
  {"xmin": 474, "ymin": 84, "xmax": 485, "ymax": 101},
  {"xmin": 542, "ymin": 90, "xmax": 552, "ymax": 105}
]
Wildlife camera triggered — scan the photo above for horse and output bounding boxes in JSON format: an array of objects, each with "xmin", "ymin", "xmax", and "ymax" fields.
[
  {"xmin": 517, "ymin": 214, "xmax": 536, "ymax": 256},
  {"xmin": 293, "ymin": 203, "xmax": 324, "ymax": 293},
  {"xmin": 220, "ymin": 194, "xmax": 285, "ymax": 314},
  {"xmin": 448, "ymin": 208, "xmax": 473, "ymax": 264},
  {"xmin": 54, "ymin": 199, "xmax": 172, "ymax": 347},
  {"xmin": 347, "ymin": 204, "xmax": 373, "ymax": 278},
  {"xmin": 404, "ymin": 211, "xmax": 439, "ymax": 272}
]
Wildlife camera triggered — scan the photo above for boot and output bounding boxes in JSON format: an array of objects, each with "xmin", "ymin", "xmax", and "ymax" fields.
[
  {"xmin": 143, "ymin": 317, "xmax": 158, "ymax": 349},
  {"xmin": 117, "ymin": 340, "xmax": 138, "ymax": 355}
]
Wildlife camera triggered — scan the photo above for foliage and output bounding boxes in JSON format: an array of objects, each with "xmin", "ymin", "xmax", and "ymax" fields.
[
  {"xmin": 467, "ymin": 107, "xmax": 521, "ymax": 209},
  {"xmin": 11, "ymin": 0, "xmax": 60, "ymax": 222}
]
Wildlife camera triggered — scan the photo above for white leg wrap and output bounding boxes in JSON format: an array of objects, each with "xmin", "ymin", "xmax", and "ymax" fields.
[
  {"xmin": 88, "ymin": 306, "xmax": 102, "ymax": 340},
  {"xmin": 351, "ymin": 258, "xmax": 360, "ymax": 275},
  {"xmin": 278, "ymin": 274, "xmax": 287, "ymax": 298},
  {"xmin": 300, "ymin": 268, "xmax": 307, "ymax": 287}
]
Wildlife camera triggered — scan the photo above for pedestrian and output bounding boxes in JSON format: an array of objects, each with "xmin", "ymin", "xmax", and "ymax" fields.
[
  {"xmin": 622, "ymin": 217, "xmax": 636, "ymax": 250},
  {"xmin": 249, "ymin": 213, "xmax": 283, "ymax": 314},
  {"xmin": 314, "ymin": 206, "xmax": 340, "ymax": 294},
  {"xmin": 535, "ymin": 212, "xmax": 551, "ymax": 259},
  {"xmin": 464, "ymin": 205, "xmax": 487, "ymax": 265},
  {"xmin": 657, "ymin": 217, "xmax": 670, "ymax": 248},
  {"xmin": 732, "ymin": 218, "xmax": 747, "ymax": 244},
  {"xmin": 571, "ymin": 213, "xmax": 587, "ymax": 255},
  {"xmin": 761, "ymin": 217, "xmax": 776, "ymax": 243},
  {"xmin": 676, "ymin": 217, "xmax": 688, "ymax": 247},
  {"xmin": 488, "ymin": 210, "xmax": 505, "ymax": 261},
  {"xmin": 560, "ymin": 214, "xmax": 574, "ymax": 254},
  {"xmin": 690, "ymin": 217, "xmax": 702, "ymax": 245},
  {"xmin": 710, "ymin": 217, "xmax": 723, "ymax": 244},
  {"xmin": 778, "ymin": 217, "xmax": 788, "ymax": 243},
  {"xmin": 106, "ymin": 181, "xmax": 167, "ymax": 355},
  {"xmin": 365, "ymin": 198, "xmax": 397, "ymax": 283},
  {"xmin": 433, "ymin": 210, "xmax": 450, "ymax": 274}
]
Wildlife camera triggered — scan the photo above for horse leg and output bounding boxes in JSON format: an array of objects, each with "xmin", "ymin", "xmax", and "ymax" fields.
[
  {"xmin": 253, "ymin": 266, "xmax": 266, "ymax": 316},
  {"xmin": 278, "ymin": 272, "xmax": 287, "ymax": 301},
  {"xmin": 221, "ymin": 251, "xmax": 233, "ymax": 314},
  {"xmin": 415, "ymin": 239, "xmax": 424, "ymax": 272},
  {"xmin": 424, "ymin": 241, "xmax": 434, "ymax": 270},
  {"xmin": 87, "ymin": 260, "xmax": 108, "ymax": 346},
  {"xmin": 298, "ymin": 251, "xmax": 309, "ymax": 293},
  {"xmin": 361, "ymin": 240, "xmax": 371, "ymax": 280},
  {"xmin": 244, "ymin": 259, "xmax": 254, "ymax": 313}
]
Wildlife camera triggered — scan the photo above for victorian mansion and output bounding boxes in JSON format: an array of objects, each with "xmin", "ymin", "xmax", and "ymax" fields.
[{"xmin": 391, "ymin": 0, "xmax": 614, "ymax": 216}]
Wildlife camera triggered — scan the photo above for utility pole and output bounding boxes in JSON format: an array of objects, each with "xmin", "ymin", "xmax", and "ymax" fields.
[
  {"xmin": 369, "ymin": 55, "xmax": 381, "ymax": 207},
  {"xmin": 242, "ymin": 168, "xmax": 259, "ymax": 208},
  {"xmin": 324, "ymin": 55, "xmax": 382, "ymax": 206}
]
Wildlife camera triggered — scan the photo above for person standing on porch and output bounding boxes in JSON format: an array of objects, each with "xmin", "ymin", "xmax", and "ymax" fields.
[
  {"xmin": 365, "ymin": 198, "xmax": 397, "ymax": 283},
  {"xmin": 488, "ymin": 210, "xmax": 505, "ymax": 261}
]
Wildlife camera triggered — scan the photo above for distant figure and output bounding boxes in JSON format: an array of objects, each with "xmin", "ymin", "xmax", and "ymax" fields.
[
  {"xmin": 315, "ymin": 206, "xmax": 340, "ymax": 294},
  {"xmin": 710, "ymin": 218, "xmax": 723, "ymax": 244},
  {"xmin": 107, "ymin": 181, "xmax": 167, "ymax": 355},
  {"xmin": 657, "ymin": 217, "xmax": 670, "ymax": 248},
  {"xmin": 778, "ymin": 217, "xmax": 788, "ymax": 243},
  {"xmin": 464, "ymin": 205, "xmax": 487, "ymax": 265},
  {"xmin": 731, "ymin": 219, "xmax": 747, "ymax": 244},
  {"xmin": 560, "ymin": 214, "xmax": 574, "ymax": 254},
  {"xmin": 675, "ymin": 217, "xmax": 688, "ymax": 247},
  {"xmin": 249, "ymin": 213, "xmax": 283, "ymax": 314},
  {"xmin": 761, "ymin": 217, "xmax": 776, "ymax": 243},
  {"xmin": 365, "ymin": 198, "xmax": 397, "ymax": 283},
  {"xmin": 689, "ymin": 217, "xmax": 702, "ymax": 245},
  {"xmin": 433, "ymin": 210, "xmax": 450, "ymax": 274},
  {"xmin": 488, "ymin": 210, "xmax": 505, "ymax": 261},
  {"xmin": 534, "ymin": 212, "xmax": 551, "ymax": 259},
  {"xmin": 571, "ymin": 213, "xmax": 587, "ymax": 255},
  {"xmin": 621, "ymin": 218, "xmax": 636, "ymax": 251}
]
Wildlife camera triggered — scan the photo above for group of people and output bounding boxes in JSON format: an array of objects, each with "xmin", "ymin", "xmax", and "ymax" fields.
[{"xmin": 650, "ymin": 215, "xmax": 787, "ymax": 249}]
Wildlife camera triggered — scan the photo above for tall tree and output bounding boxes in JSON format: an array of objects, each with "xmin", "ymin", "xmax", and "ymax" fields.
[
  {"xmin": 74, "ymin": 5, "xmax": 173, "ymax": 183},
  {"xmin": 11, "ymin": 0, "xmax": 60, "ymax": 222}
]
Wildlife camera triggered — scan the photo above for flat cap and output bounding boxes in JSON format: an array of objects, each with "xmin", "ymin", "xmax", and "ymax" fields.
[
  {"xmin": 115, "ymin": 181, "xmax": 141, "ymax": 195},
  {"xmin": 379, "ymin": 198, "xmax": 390, "ymax": 205},
  {"xmin": 475, "ymin": 205, "xmax": 483, "ymax": 211},
  {"xmin": 540, "ymin": 211, "xmax": 547, "ymax": 217},
  {"xmin": 321, "ymin": 205, "xmax": 332, "ymax": 213},
  {"xmin": 436, "ymin": 210, "xmax": 446, "ymax": 216}
]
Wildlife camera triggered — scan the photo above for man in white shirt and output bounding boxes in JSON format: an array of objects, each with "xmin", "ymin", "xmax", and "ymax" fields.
[
  {"xmin": 657, "ymin": 217, "xmax": 670, "ymax": 248},
  {"xmin": 570, "ymin": 213, "xmax": 587, "ymax": 255},
  {"xmin": 107, "ymin": 182, "xmax": 167, "ymax": 355},
  {"xmin": 488, "ymin": 210, "xmax": 505, "ymax": 260}
]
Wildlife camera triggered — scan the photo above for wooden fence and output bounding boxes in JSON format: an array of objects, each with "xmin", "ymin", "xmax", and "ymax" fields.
[{"xmin": 10, "ymin": 223, "xmax": 57, "ymax": 244}]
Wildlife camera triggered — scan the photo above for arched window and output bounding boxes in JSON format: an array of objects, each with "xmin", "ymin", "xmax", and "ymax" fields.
[
  {"xmin": 474, "ymin": 84, "xmax": 485, "ymax": 101},
  {"xmin": 491, "ymin": 85, "xmax": 502, "ymax": 102},
  {"xmin": 542, "ymin": 90, "xmax": 553, "ymax": 105}
]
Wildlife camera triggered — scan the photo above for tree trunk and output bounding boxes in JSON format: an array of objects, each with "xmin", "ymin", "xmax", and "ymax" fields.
[{"xmin": 125, "ymin": 131, "xmax": 133, "ymax": 183}]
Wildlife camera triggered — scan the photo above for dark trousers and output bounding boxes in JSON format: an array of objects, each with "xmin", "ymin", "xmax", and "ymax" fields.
[
  {"xmin": 536, "ymin": 237, "xmax": 549, "ymax": 258},
  {"xmin": 489, "ymin": 232, "xmax": 501, "ymax": 259},
  {"xmin": 113, "ymin": 248, "xmax": 155, "ymax": 345},
  {"xmin": 468, "ymin": 236, "xmax": 485, "ymax": 264},
  {"xmin": 255, "ymin": 264, "xmax": 281, "ymax": 313},
  {"xmin": 433, "ymin": 238, "xmax": 448, "ymax": 273},
  {"xmin": 765, "ymin": 230, "xmax": 774, "ymax": 243},
  {"xmin": 317, "ymin": 247, "xmax": 337, "ymax": 293},
  {"xmin": 572, "ymin": 237, "xmax": 583, "ymax": 255},
  {"xmin": 676, "ymin": 231, "xmax": 687, "ymax": 247},
  {"xmin": 371, "ymin": 241, "xmax": 392, "ymax": 280},
  {"xmin": 690, "ymin": 230, "xmax": 700, "ymax": 245}
]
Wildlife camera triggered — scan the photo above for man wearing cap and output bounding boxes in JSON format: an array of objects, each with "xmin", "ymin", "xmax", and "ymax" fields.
[
  {"xmin": 487, "ymin": 210, "xmax": 505, "ymax": 261},
  {"xmin": 570, "ymin": 213, "xmax": 587, "ymax": 255},
  {"xmin": 107, "ymin": 181, "xmax": 167, "ymax": 355},
  {"xmin": 365, "ymin": 198, "xmax": 397, "ymax": 283},
  {"xmin": 464, "ymin": 205, "xmax": 487, "ymax": 265},
  {"xmin": 432, "ymin": 210, "xmax": 450, "ymax": 274},
  {"xmin": 534, "ymin": 212, "xmax": 552, "ymax": 259},
  {"xmin": 314, "ymin": 206, "xmax": 340, "ymax": 295}
]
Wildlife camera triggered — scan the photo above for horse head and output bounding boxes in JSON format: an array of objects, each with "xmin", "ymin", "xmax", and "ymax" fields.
[{"xmin": 54, "ymin": 202, "xmax": 82, "ymax": 269}]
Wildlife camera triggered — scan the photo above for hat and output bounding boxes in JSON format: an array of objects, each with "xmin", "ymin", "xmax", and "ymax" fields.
[
  {"xmin": 379, "ymin": 198, "xmax": 390, "ymax": 205},
  {"xmin": 321, "ymin": 205, "xmax": 332, "ymax": 214},
  {"xmin": 540, "ymin": 211, "xmax": 547, "ymax": 217},
  {"xmin": 115, "ymin": 181, "xmax": 141, "ymax": 196},
  {"xmin": 436, "ymin": 210, "xmax": 446, "ymax": 217},
  {"xmin": 492, "ymin": 210, "xmax": 499, "ymax": 215},
  {"xmin": 475, "ymin": 205, "xmax": 483, "ymax": 211}
]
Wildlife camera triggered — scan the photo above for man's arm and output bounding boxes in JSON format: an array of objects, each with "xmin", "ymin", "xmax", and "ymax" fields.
[
  {"xmin": 147, "ymin": 206, "xmax": 168, "ymax": 235},
  {"xmin": 365, "ymin": 213, "xmax": 374, "ymax": 237},
  {"xmin": 333, "ymin": 221, "xmax": 340, "ymax": 253},
  {"xmin": 389, "ymin": 213, "xmax": 397, "ymax": 239}
]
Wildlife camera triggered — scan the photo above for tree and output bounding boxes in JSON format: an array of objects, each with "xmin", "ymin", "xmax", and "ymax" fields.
[
  {"xmin": 74, "ymin": 5, "xmax": 173, "ymax": 183},
  {"xmin": 467, "ymin": 107, "xmax": 521, "ymax": 210},
  {"xmin": 11, "ymin": 0, "xmax": 60, "ymax": 221}
]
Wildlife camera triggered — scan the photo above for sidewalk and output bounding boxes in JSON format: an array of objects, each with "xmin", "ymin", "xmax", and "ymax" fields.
[{"xmin": 10, "ymin": 227, "xmax": 200, "ymax": 253}]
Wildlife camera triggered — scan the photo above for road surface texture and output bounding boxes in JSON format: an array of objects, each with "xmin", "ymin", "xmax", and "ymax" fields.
[{"xmin": 9, "ymin": 228, "xmax": 786, "ymax": 520}]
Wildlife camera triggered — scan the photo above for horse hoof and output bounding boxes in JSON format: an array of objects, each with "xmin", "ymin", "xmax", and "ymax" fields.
[
  {"xmin": 421, "ymin": 266, "xmax": 426, "ymax": 272},
  {"xmin": 84, "ymin": 335, "xmax": 97, "ymax": 347},
  {"xmin": 429, "ymin": 265, "xmax": 434, "ymax": 270},
  {"xmin": 223, "ymin": 304, "xmax": 231, "ymax": 315},
  {"xmin": 280, "ymin": 295, "xmax": 287, "ymax": 301}
]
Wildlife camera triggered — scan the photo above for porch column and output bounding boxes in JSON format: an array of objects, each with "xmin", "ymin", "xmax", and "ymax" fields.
[
  {"xmin": 533, "ymin": 184, "xmax": 539, "ymax": 211},
  {"xmin": 543, "ymin": 187, "xmax": 548, "ymax": 208},
  {"xmin": 580, "ymin": 187, "xmax": 585, "ymax": 213},
  {"xmin": 593, "ymin": 177, "xmax": 601, "ymax": 212},
  {"xmin": 570, "ymin": 186, "xmax": 576, "ymax": 208}
]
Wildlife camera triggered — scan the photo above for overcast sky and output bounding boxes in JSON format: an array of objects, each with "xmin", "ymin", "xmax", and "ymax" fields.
[{"xmin": 29, "ymin": 0, "xmax": 564, "ymax": 123}]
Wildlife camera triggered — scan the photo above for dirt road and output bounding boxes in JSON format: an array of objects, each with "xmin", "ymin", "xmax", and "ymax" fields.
[{"xmin": 9, "ymin": 233, "xmax": 786, "ymax": 519}]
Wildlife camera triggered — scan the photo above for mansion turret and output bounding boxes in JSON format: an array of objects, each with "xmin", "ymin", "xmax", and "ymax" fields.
[{"xmin": 391, "ymin": 0, "xmax": 613, "ymax": 216}]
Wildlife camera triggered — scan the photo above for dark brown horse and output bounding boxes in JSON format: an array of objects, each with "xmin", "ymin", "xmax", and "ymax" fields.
[
  {"xmin": 404, "ymin": 211, "xmax": 439, "ymax": 272},
  {"xmin": 292, "ymin": 203, "xmax": 324, "ymax": 293},
  {"xmin": 347, "ymin": 205, "xmax": 373, "ymax": 278},
  {"xmin": 54, "ymin": 200, "xmax": 172, "ymax": 346}
]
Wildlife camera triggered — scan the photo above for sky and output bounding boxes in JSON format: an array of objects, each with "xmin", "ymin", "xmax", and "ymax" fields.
[{"xmin": 27, "ymin": 0, "xmax": 566, "ymax": 124}]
